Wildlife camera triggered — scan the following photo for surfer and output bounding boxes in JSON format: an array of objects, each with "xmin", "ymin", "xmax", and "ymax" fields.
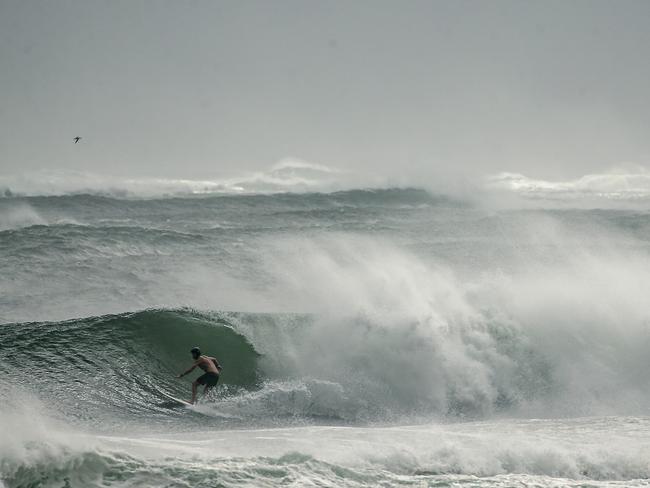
[{"xmin": 177, "ymin": 347, "xmax": 223, "ymax": 404}]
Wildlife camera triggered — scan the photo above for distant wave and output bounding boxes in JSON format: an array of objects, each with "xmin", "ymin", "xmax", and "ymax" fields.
[
  {"xmin": 488, "ymin": 167, "xmax": 650, "ymax": 202},
  {"xmin": 0, "ymin": 187, "xmax": 442, "ymax": 235},
  {"xmin": 0, "ymin": 159, "xmax": 353, "ymax": 198}
]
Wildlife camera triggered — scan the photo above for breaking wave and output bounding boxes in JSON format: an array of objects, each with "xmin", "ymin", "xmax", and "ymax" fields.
[{"xmin": 4, "ymin": 270, "xmax": 650, "ymax": 428}]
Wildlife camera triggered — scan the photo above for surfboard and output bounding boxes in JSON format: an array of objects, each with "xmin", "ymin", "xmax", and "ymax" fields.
[{"xmin": 157, "ymin": 388, "xmax": 193, "ymax": 407}]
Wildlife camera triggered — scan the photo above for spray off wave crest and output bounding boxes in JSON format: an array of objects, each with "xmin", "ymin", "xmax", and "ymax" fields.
[{"xmin": 254, "ymin": 236, "xmax": 650, "ymax": 418}]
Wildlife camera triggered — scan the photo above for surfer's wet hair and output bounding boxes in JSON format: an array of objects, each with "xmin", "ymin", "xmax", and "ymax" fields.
[{"xmin": 191, "ymin": 347, "xmax": 201, "ymax": 358}]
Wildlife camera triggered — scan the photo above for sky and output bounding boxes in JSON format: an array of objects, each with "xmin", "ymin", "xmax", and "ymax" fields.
[{"xmin": 1, "ymin": 0, "xmax": 649, "ymax": 187}]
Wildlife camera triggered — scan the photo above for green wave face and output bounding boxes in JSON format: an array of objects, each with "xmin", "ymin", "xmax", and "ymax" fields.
[{"xmin": 0, "ymin": 309, "xmax": 260, "ymax": 426}]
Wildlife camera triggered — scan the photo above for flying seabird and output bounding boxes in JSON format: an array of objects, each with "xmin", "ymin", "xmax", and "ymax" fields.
[{"xmin": 73, "ymin": 137, "xmax": 81, "ymax": 144}]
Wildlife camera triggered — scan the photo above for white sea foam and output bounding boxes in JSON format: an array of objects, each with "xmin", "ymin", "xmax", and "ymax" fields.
[
  {"xmin": 3, "ymin": 396, "xmax": 650, "ymax": 487},
  {"xmin": 67, "ymin": 417, "xmax": 650, "ymax": 484}
]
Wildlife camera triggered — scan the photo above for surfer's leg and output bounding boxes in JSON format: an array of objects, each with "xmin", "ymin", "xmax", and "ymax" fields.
[{"xmin": 203, "ymin": 374, "xmax": 218, "ymax": 398}]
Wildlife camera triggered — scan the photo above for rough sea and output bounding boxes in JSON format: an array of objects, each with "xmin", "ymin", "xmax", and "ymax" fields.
[{"xmin": 2, "ymin": 182, "xmax": 650, "ymax": 487}]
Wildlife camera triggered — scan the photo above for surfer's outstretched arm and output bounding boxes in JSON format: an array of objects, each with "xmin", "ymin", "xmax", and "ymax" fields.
[{"xmin": 178, "ymin": 362, "xmax": 197, "ymax": 378}]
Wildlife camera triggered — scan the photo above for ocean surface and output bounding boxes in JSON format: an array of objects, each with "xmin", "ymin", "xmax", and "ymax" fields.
[{"xmin": 2, "ymin": 187, "xmax": 650, "ymax": 487}]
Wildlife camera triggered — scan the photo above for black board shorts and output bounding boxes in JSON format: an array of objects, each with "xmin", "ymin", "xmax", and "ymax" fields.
[{"xmin": 196, "ymin": 372, "xmax": 219, "ymax": 387}]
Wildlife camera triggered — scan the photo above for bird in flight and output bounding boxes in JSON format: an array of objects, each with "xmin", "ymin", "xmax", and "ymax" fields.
[{"xmin": 73, "ymin": 137, "xmax": 82, "ymax": 144}]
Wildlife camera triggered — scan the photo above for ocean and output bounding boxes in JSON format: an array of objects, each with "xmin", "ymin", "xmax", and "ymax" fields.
[{"xmin": 2, "ymin": 187, "xmax": 650, "ymax": 487}]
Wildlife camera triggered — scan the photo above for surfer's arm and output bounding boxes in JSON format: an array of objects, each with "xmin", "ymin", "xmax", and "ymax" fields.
[{"xmin": 177, "ymin": 363, "xmax": 197, "ymax": 378}]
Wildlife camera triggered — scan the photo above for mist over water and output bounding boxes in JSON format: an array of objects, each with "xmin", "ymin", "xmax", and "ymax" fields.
[{"xmin": 2, "ymin": 186, "xmax": 650, "ymax": 486}]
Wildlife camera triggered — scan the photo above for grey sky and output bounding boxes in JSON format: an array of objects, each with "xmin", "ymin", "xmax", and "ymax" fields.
[{"xmin": 1, "ymin": 0, "xmax": 649, "ymax": 185}]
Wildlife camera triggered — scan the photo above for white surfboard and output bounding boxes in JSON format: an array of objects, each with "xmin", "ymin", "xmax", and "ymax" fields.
[{"xmin": 157, "ymin": 388, "xmax": 193, "ymax": 407}]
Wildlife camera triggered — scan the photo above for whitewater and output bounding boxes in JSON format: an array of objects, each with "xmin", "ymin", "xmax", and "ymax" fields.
[{"xmin": 2, "ymin": 186, "xmax": 650, "ymax": 487}]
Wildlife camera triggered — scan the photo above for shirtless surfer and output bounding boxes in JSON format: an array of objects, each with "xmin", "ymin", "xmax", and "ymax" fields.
[{"xmin": 177, "ymin": 347, "xmax": 223, "ymax": 404}]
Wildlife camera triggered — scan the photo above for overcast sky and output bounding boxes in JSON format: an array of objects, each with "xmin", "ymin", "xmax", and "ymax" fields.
[{"xmin": 1, "ymin": 0, "xmax": 649, "ymax": 185}]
